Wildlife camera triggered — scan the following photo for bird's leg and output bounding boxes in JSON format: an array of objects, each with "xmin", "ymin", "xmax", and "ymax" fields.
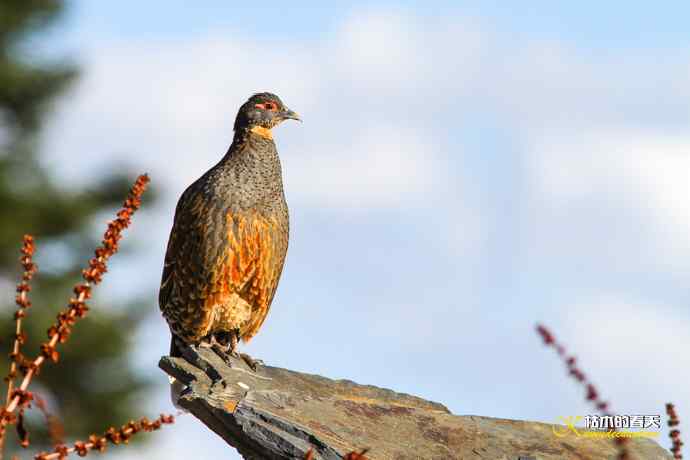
[
  {"xmin": 228, "ymin": 329, "xmax": 264, "ymax": 371},
  {"xmin": 203, "ymin": 331, "xmax": 235, "ymax": 365},
  {"xmin": 239, "ymin": 352, "xmax": 264, "ymax": 372},
  {"xmin": 198, "ymin": 340, "xmax": 212, "ymax": 349},
  {"xmin": 207, "ymin": 330, "xmax": 264, "ymax": 371},
  {"xmin": 227, "ymin": 330, "xmax": 240, "ymax": 357},
  {"xmin": 199, "ymin": 335, "xmax": 222, "ymax": 350},
  {"xmin": 200, "ymin": 335, "xmax": 237, "ymax": 368}
]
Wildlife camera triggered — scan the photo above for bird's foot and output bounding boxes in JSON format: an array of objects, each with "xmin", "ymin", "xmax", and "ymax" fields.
[
  {"xmin": 215, "ymin": 345, "xmax": 264, "ymax": 372},
  {"xmin": 198, "ymin": 337, "xmax": 219, "ymax": 350},
  {"xmin": 212, "ymin": 345, "xmax": 264, "ymax": 372},
  {"xmin": 210, "ymin": 343, "xmax": 234, "ymax": 364},
  {"xmin": 210, "ymin": 345, "xmax": 263, "ymax": 372},
  {"xmin": 199, "ymin": 336, "xmax": 235, "ymax": 363},
  {"xmin": 239, "ymin": 353, "xmax": 264, "ymax": 372},
  {"xmin": 202, "ymin": 332, "xmax": 264, "ymax": 372}
]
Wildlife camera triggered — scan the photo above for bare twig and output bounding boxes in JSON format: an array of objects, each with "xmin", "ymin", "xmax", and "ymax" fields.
[
  {"xmin": 34, "ymin": 414, "xmax": 174, "ymax": 460},
  {"xmin": 6, "ymin": 236, "xmax": 37, "ymax": 405},
  {"xmin": 304, "ymin": 448, "xmax": 369, "ymax": 460},
  {"xmin": 0, "ymin": 236, "xmax": 38, "ymax": 457},
  {"xmin": 667, "ymin": 403, "xmax": 683, "ymax": 459},
  {"xmin": 0, "ymin": 174, "xmax": 150, "ymax": 451},
  {"xmin": 342, "ymin": 449, "xmax": 369, "ymax": 460},
  {"xmin": 15, "ymin": 412, "xmax": 28, "ymax": 449},
  {"xmin": 536, "ymin": 324, "xmax": 630, "ymax": 460}
]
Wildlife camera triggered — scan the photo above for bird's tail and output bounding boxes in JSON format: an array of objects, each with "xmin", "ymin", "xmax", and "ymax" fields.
[
  {"xmin": 167, "ymin": 334, "xmax": 187, "ymax": 411},
  {"xmin": 169, "ymin": 334, "xmax": 183, "ymax": 357}
]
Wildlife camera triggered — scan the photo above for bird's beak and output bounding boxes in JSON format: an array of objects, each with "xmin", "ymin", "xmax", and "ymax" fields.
[{"xmin": 280, "ymin": 108, "xmax": 302, "ymax": 122}]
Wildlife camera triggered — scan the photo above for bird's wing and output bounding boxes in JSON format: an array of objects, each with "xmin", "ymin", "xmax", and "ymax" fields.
[
  {"xmin": 216, "ymin": 210, "xmax": 286, "ymax": 341},
  {"xmin": 159, "ymin": 188, "xmax": 285, "ymax": 341},
  {"xmin": 159, "ymin": 190, "xmax": 217, "ymax": 316}
]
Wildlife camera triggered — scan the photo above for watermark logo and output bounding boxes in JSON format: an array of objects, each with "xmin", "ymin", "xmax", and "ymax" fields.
[
  {"xmin": 585, "ymin": 415, "xmax": 661, "ymax": 430},
  {"xmin": 552, "ymin": 416, "xmax": 583, "ymax": 437},
  {"xmin": 553, "ymin": 415, "xmax": 660, "ymax": 439}
]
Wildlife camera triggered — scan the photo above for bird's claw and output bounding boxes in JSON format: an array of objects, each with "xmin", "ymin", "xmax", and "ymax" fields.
[
  {"xmin": 208, "ymin": 344, "xmax": 262, "ymax": 372},
  {"xmin": 240, "ymin": 353, "xmax": 263, "ymax": 372},
  {"xmin": 199, "ymin": 334, "xmax": 263, "ymax": 372}
]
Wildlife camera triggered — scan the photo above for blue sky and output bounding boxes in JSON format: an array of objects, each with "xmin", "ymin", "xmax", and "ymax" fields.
[
  {"xmin": 30, "ymin": 1, "xmax": 690, "ymax": 459},
  {"xmin": 52, "ymin": 1, "xmax": 690, "ymax": 49}
]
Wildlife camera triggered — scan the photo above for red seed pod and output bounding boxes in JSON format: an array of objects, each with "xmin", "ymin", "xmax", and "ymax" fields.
[
  {"xmin": 343, "ymin": 449, "xmax": 370, "ymax": 460},
  {"xmin": 73, "ymin": 441, "xmax": 88, "ymax": 456}
]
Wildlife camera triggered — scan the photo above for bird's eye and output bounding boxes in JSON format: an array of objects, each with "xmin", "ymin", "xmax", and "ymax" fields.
[{"xmin": 254, "ymin": 102, "xmax": 278, "ymax": 111}]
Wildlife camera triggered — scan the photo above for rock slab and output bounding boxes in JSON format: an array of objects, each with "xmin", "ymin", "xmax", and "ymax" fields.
[{"xmin": 159, "ymin": 347, "xmax": 672, "ymax": 460}]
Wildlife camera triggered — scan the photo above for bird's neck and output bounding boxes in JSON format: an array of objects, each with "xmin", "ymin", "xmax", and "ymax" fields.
[
  {"xmin": 222, "ymin": 128, "xmax": 282, "ymax": 179},
  {"xmin": 231, "ymin": 126, "xmax": 275, "ymax": 145},
  {"xmin": 209, "ymin": 132, "xmax": 285, "ymax": 211},
  {"xmin": 249, "ymin": 126, "xmax": 273, "ymax": 140}
]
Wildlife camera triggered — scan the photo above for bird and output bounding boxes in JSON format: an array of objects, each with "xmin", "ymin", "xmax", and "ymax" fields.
[{"xmin": 159, "ymin": 92, "xmax": 300, "ymax": 370}]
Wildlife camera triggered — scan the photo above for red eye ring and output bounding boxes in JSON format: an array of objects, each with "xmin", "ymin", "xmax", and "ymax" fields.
[{"xmin": 255, "ymin": 102, "xmax": 278, "ymax": 111}]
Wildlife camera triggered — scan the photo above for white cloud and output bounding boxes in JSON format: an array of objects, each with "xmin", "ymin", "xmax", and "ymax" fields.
[
  {"xmin": 561, "ymin": 296, "xmax": 690, "ymax": 422},
  {"xmin": 530, "ymin": 131, "xmax": 690, "ymax": 208},
  {"xmin": 42, "ymin": 12, "xmax": 485, "ymax": 212},
  {"xmin": 32, "ymin": 8, "xmax": 690, "ymax": 459},
  {"xmin": 527, "ymin": 130, "xmax": 690, "ymax": 267},
  {"xmin": 37, "ymin": 8, "xmax": 492, "ymax": 318},
  {"xmin": 335, "ymin": 11, "xmax": 426, "ymax": 91},
  {"xmin": 286, "ymin": 126, "xmax": 438, "ymax": 208}
]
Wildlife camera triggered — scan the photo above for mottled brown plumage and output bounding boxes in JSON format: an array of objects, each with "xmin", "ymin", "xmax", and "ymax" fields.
[{"xmin": 159, "ymin": 93, "xmax": 299, "ymax": 363}]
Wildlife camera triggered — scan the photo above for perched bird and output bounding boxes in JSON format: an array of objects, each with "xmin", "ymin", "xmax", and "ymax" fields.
[{"xmin": 159, "ymin": 92, "xmax": 300, "ymax": 369}]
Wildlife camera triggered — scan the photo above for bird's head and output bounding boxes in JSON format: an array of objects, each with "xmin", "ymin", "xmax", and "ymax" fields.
[{"xmin": 234, "ymin": 92, "xmax": 301, "ymax": 138}]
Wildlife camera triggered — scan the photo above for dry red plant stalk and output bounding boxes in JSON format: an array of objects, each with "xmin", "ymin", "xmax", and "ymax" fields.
[
  {"xmin": 667, "ymin": 403, "xmax": 683, "ymax": 459},
  {"xmin": 33, "ymin": 414, "xmax": 174, "ymax": 460},
  {"xmin": 342, "ymin": 449, "xmax": 369, "ymax": 460},
  {"xmin": 1, "ymin": 236, "xmax": 38, "ymax": 455},
  {"xmin": 6, "ymin": 235, "xmax": 37, "ymax": 403},
  {"xmin": 303, "ymin": 448, "xmax": 369, "ymax": 460},
  {"xmin": 536, "ymin": 324, "xmax": 629, "ymax": 460},
  {"xmin": 0, "ymin": 174, "xmax": 173, "ymax": 458}
]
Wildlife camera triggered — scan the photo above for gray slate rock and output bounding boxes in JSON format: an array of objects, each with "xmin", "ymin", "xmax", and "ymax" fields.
[{"xmin": 159, "ymin": 347, "xmax": 672, "ymax": 460}]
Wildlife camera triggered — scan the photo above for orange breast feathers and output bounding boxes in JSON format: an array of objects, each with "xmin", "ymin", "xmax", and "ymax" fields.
[{"xmin": 205, "ymin": 211, "xmax": 285, "ymax": 342}]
